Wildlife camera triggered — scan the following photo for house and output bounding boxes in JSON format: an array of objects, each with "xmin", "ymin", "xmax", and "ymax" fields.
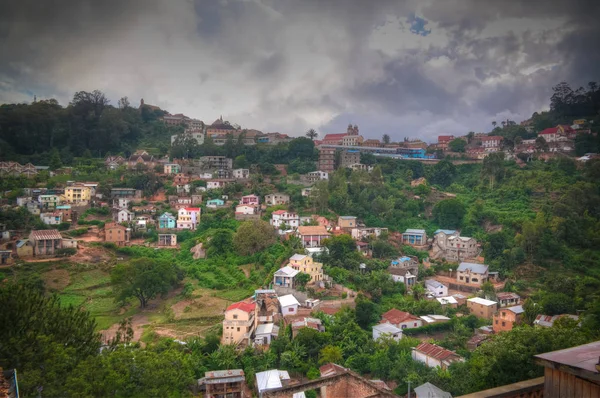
[
  {"xmin": 337, "ymin": 216, "xmax": 357, "ymax": 230},
  {"xmin": 534, "ymin": 314, "xmax": 580, "ymax": 328},
  {"xmin": 372, "ymin": 323, "xmax": 402, "ymax": 341},
  {"xmin": 16, "ymin": 196, "xmax": 33, "ymax": 207},
  {"xmin": 40, "ymin": 212, "xmax": 63, "ymax": 225},
  {"xmin": 110, "ymin": 188, "xmax": 140, "ymax": 199},
  {"xmin": 38, "ymin": 194, "xmax": 61, "ymax": 209},
  {"xmin": 380, "ymin": 309, "xmax": 423, "ymax": 330},
  {"xmin": 493, "ymin": 305, "xmax": 524, "ymax": 333},
  {"xmin": 255, "ymin": 370, "xmax": 290, "ymax": 396},
  {"xmin": 467, "ymin": 297, "xmax": 498, "ymax": 319},
  {"xmin": 206, "ymin": 180, "xmax": 231, "ymax": 190},
  {"xmin": 356, "ymin": 241, "xmax": 370, "ymax": 256},
  {"xmin": 0, "ymin": 249, "xmax": 12, "ymax": 265},
  {"xmin": 26, "ymin": 201, "xmax": 41, "ymax": 215},
  {"xmin": 158, "ymin": 234, "xmax": 177, "ymax": 247},
  {"xmin": 270, "ymin": 210, "xmax": 300, "ymax": 229},
  {"xmin": 206, "ymin": 199, "xmax": 226, "ymax": 208},
  {"xmin": 424, "ymin": 279, "xmax": 448, "ymax": 298},
  {"xmin": 232, "ymin": 168, "xmax": 250, "ymax": 179},
  {"xmin": 202, "ymin": 369, "xmax": 248, "ymax": 398},
  {"xmin": 340, "ymin": 149, "xmax": 361, "ymax": 168},
  {"xmin": 29, "ymin": 229, "xmax": 63, "ymax": 256},
  {"xmin": 104, "ymin": 222, "xmax": 130, "ymax": 246},
  {"xmin": 351, "ymin": 227, "xmax": 388, "ymax": 240},
  {"xmin": 235, "ymin": 204, "xmax": 260, "ymax": 220},
  {"xmin": 414, "ymin": 382, "xmax": 452, "ymax": 398},
  {"xmin": 16, "ymin": 240, "xmax": 34, "ymax": 257},
  {"xmin": 467, "ymin": 147, "xmax": 487, "ymax": 159},
  {"xmin": 222, "ymin": 301, "xmax": 256, "ymax": 345},
  {"xmin": 64, "ymin": 184, "xmax": 91, "ymax": 204},
  {"xmin": 412, "ymin": 342, "xmax": 464, "ymax": 370},
  {"xmin": 113, "ymin": 208, "xmax": 134, "ymax": 223},
  {"xmin": 481, "ymin": 136, "xmax": 503, "ymax": 151},
  {"xmin": 273, "ymin": 266, "xmax": 299, "ymax": 288},
  {"xmin": 158, "ymin": 212, "xmax": 176, "ymax": 229},
  {"xmin": 113, "ymin": 197, "xmax": 131, "ymax": 209},
  {"xmin": 239, "ymin": 195, "xmax": 259, "ymax": 206},
  {"xmin": 496, "ymin": 292, "xmax": 521, "ymax": 307},
  {"xmin": 389, "ymin": 256, "xmax": 419, "ymax": 275},
  {"xmin": 467, "ymin": 334, "xmax": 490, "ymax": 351},
  {"xmin": 389, "ymin": 268, "xmax": 417, "ymax": 287},
  {"xmin": 431, "ymin": 230, "xmax": 479, "ymax": 261},
  {"xmin": 306, "ymin": 170, "xmax": 329, "ymax": 183},
  {"xmin": 318, "ymin": 147, "xmax": 336, "ymax": 172},
  {"xmin": 301, "ymin": 187, "xmax": 312, "ymax": 197},
  {"xmin": 254, "ymin": 323, "xmax": 280, "ymax": 346},
  {"xmin": 296, "ymin": 226, "xmax": 331, "ymax": 248},
  {"xmin": 104, "ymin": 155, "xmax": 125, "ymax": 170},
  {"xmin": 264, "ymin": 193, "xmax": 290, "ymax": 206},
  {"xmin": 288, "ymin": 254, "xmax": 323, "ymax": 283},
  {"xmin": 436, "ymin": 296, "xmax": 458, "ymax": 308},
  {"xmin": 163, "ymin": 163, "xmax": 180, "ymax": 174},
  {"xmin": 177, "ymin": 207, "xmax": 201, "ymax": 230},
  {"xmin": 538, "ymin": 127, "xmax": 559, "ymax": 143},
  {"xmin": 456, "ymin": 262, "xmax": 489, "ymax": 286},
  {"xmin": 402, "ymin": 229, "xmax": 427, "ymax": 246},
  {"xmin": 362, "ymin": 139, "xmax": 381, "ymax": 148},
  {"xmin": 127, "ymin": 150, "xmax": 156, "ymax": 169},
  {"xmin": 534, "ymin": 341, "xmax": 600, "ymax": 398},
  {"xmin": 437, "ymin": 135, "xmax": 455, "ymax": 151},
  {"xmin": 278, "ymin": 294, "xmax": 300, "ymax": 316},
  {"xmin": 291, "ymin": 317, "xmax": 324, "ymax": 337}
]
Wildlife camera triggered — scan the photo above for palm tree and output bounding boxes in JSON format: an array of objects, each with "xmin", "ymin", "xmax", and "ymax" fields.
[
  {"xmin": 305, "ymin": 129, "xmax": 318, "ymax": 141},
  {"xmin": 382, "ymin": 134, "xmax": 391, "ymax": 144},
  {"xmin": 492, "ymin": 121, "xmax": 497, "ymax": 128}
]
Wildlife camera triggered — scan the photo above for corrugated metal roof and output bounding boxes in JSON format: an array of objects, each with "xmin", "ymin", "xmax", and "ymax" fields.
[
  {"xmin": 256, "ymin": 370, "xmax": 289, "ymax": 393},
  {"xmin": 404, "ymin": 229, "xmax": 426, "ymax": 234},
  {"xmin": 468, "ymin": 297, "xmax": 497, "ymax": 306},
  {"xmin": 457, "ymin": 262, "xmax": 488, "ymax": 274},
  {"xmin": 414, "ymin": 342, "xmax": 462, "ymax": 362},
  {"xmin": 274, "ymin": 266, "xmax": 299, "ymax": 277},
  {"xmin": 278, "ymin": 294, "xmax": 299, "ymax": 307},
  {"xmin": 29, "ymin": 229, "xmax": 62, "ymax": 240}
]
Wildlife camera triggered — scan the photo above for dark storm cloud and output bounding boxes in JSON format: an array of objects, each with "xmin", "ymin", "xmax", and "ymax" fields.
[{"xmin": 0, "ymin": 0, "xmax": 598, "ymax": 140}]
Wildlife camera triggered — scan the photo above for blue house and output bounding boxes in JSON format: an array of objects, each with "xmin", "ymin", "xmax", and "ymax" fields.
[
  {"xmin": 207, "ymin": 199, "xmax": 225, "ymax": 208},
  {"xmin": 402, "ymin": 229, "xmax": 427, "ymax": 246},
  {"xmin": 158, "ymin": 212, "xmax": 176, "ymax": 229}
]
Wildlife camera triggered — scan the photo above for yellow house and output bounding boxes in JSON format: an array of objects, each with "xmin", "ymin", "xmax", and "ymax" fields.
[
  {"xmin": 288, "ymin": 254, "xmax": 323, "ymax": 283},
  {"xmin": 222, "ymin": 301, "xmax": 255, "ymax": 346},
  {"xmin": 64, "ymin": 184, "xmax": 91, "ymax": 204}
]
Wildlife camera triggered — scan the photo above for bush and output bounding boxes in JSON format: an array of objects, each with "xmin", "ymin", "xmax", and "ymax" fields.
[
  {"xmin": 57, "ymin": 222, "xmax": 71, "ymax": 231},
  {"xmin": 56, "ymin": 248, "xmax": 77, "ymax": 257}
]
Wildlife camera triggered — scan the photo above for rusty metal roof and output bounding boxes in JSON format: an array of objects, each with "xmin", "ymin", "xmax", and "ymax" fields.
[
  {"xmin": 29, "ymin": 229, "xmax": 62, "ymax": 240},
  {"xmin": 535, "ymin": 341, "xmax": 600, "ymax": 375}
]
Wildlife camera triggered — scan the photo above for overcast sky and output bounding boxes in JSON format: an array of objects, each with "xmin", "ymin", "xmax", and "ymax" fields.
[{"xmin": 1, "ymin": 0, "xmax": 599, "ymax": 142}]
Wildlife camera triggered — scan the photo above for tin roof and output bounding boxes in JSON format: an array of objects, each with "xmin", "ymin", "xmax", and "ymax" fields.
[
  {"xmin": 414, "ymin": 342, "xmax": 463, "ymax": 362},
  {"xmin": 535, "ymin": 341, "xmax": 600, "ymax": 377},
  {"xmin": 29, "ymin": 229, "xmax": 62, "ymax": 240},
  {"xmin": 457, "ymin": 262, "xmax": 489, "ymax": 274}
]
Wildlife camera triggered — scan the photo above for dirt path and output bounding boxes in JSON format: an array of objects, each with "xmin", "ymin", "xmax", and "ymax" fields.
[{"xmin": 101, "ymin": 314, "xmax": 149, "ymax": 343}]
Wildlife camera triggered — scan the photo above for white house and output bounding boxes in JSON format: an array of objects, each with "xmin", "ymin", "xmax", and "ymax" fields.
[
  {"xmin": 278, "ymin": 294, "xmax": 300, "ymax": 316},
  {"xmin": 412, "ymin": 342, "xmax": 464, "ymax": 370},
  {"xmin": 301, "ymin": 187, "xmax": 312, "ymax": 197},
  {"xmin": 254, "ymin": 323, "xmax": 279, "ymax": 346},
  {"xmin": 306, "ymin": 170, "xmax": 329, "ymax": 183},
  {"xmin": 270, "ymin": 210, "xmax": 300, "ymax": 229},
  {"xmin": 177, "ymin": 207, "xmax": 201, "ymax": 230},
  {"xmin": 372, "ymin": 323, "xmax": 402, "ymax": 341},
  {"xmin": 40, "ymin": 212, "xmax": 62, "ymax": 225},
  {"xmin": 265, "ymin": 193, "xmax": 290, "ymax": 206},
  {"xmin": 235, "ymin": 204, "xmax": 258, "ymax": 215},
  {"xmin": 114, "ymin": 208, "xmax": 134, "ymax": 223},
  {"xmin": 232, "ymin": 168, "xmax": 250, "ymax": 179},
  {"xmin": 273, "ymin": 266, "xmax": 299, "ymax": 288},
  {"xmin": 113, "ymin": 197, "xmax": 131, "ymax": 209},
  {"xmin": 424, "ymin": 279, "xmax": 448, "ymax": 298},
  {"xmin": 206, "ymin": 180, "xmax": 230, "ymax": 190}
]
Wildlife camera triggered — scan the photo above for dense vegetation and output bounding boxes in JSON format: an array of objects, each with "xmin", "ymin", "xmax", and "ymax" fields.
[{"xmin": 1, "ymin": 82, "xmax": 600, "ymax": 396}]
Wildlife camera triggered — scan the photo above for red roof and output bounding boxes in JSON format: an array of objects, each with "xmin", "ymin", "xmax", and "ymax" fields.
[
  {"xmin": 539, "ymin": 127, "xmax": 558, "ymax": 135},
  {"xmin": 319, "ymin": 363, "xmax": 346, "ymax": 377},
  {"xmin": 438, "ymin": 135, "xmax": 454, "ymax": 143},
  {"xmin": 414, "ymin": 342, "xmax": 462, "ymax": 362},
  {"xmin": 184, "ymin": 207, "xmax": 200, "ymax": 212},
  {"xmin": 381, "ymin": 309, "xmax": 419, "ymax": 324},
  {"xmin": 272, "ymin": 210, "xmax": 287, "ymax": 215},
  {"xmin": 226, "ymin": 301, "xmax": 255, "ymax": 313}
]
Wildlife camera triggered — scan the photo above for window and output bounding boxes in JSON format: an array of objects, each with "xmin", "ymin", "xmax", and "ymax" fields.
[
  {"xmin": 237, "ymin": 327, "xmax": 240, "ymax": 332},
  {"xmin": 233, "ymin": 314, "xmax": 238, "ymax": 319},
  {"xmin": 502, "ymin": 322, "xmax": 506, "ymax": 327},
  {"xmin": 495, "ymin": 320, "xmax": 498, "ymax": 324},
  {"xmin": 289, "ymin": 308, "xmax": 294, "ymax": 312}
]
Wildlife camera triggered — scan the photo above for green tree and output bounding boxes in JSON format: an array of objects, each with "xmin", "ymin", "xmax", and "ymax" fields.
[
  {"xmin": 481, "ymin": 152, "xmax": 505, "ymax": 190},
  {"xmin": 433, "ymin": 198, "xmax": 466, "ymax": 229},
  {"xmin": 111, "ymin": 257, "xmax": 182, "ymax": 308},
  {"xmin": 449, "ymin": 138, "xmax": 466, "ymax": 152},
  {"xmin": 318, "ymin": 345, "xmax": 343, "ymax": 365},
  {"xmin": 382, "ymin": 134, "xmax": 391, "ymax": 144},
  {"xmin": 234, "ymin": 220, "xmax": 277, "ymax": 256},
  {"xmin": 49, "ymin": 147, "xmax": 63, "ymax": 170},
  {"xmin": 205, "ymin": 229, "xmax": 234, "ymax": 257},
  {"xmin": 0, "ymin": 283, "xmax": 101, "ymax": 397},
  {"xmin": 430, "ymin": 160, "xmax": 457, "ymax": 188},
  {"xmin": 295, "ymin": 272, "xmax": 312, "ymax": 290},
  {"xmin": 305, "ymin": 128, "xmax": 318, "ymax": 141}
]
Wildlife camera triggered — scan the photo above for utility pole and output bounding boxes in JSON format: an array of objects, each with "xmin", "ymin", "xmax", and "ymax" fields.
[{"xmin": 407, "ymin": 380, "xmax": 411, "ymax": 398}]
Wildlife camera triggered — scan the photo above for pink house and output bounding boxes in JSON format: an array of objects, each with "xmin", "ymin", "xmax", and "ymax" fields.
[{"xmin": 241, "ymin": 194, "xmax": 260, "ymax": 206}]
